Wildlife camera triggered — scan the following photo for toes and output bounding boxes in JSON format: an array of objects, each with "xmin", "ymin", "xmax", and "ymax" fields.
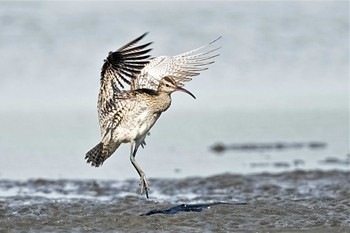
[{"xmin": 139, "ymin": 177, "xmax": 149, "ymax": 198}]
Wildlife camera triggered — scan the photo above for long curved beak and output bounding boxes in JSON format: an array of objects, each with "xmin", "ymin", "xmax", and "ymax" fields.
[{"xmin": 176, "ymin": 86, "xmax": 196, "ymax": 99}]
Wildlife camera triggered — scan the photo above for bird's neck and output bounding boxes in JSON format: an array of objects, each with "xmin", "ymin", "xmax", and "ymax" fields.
[
  {"xmin": 136, "ymin": 88, "xmax": 172, "ymax": 113},
  {"xmin": 152, "ymin": 92, "xmax": 172, "ymax": 113}
]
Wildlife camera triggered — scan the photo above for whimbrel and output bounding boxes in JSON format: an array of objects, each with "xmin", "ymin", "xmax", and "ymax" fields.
[{"xmin": 85, "ymin": 33, "xmax": 220, "ymax": 198}]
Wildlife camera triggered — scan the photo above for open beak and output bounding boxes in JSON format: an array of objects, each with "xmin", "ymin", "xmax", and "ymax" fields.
[{"xmin": 176, "ymin": 86, "xmax": 196, "ymax": 99}]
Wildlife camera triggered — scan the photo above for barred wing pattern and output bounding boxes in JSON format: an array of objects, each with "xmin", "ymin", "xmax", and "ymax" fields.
[
  {"xmin": 99, "ymin": 91, "xmax": 138, "ymax": 144},
  {"xmin": 133, "ymin": 37, "xmax": 221, "ymax": 90},
  {"xmin": 98, "ymin": 33, "xmax": 152, "ymax": 133}
]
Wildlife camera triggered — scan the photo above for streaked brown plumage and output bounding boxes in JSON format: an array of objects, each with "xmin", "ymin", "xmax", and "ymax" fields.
[{"xmin": 85, "ymin": 33, "xmax": 220, "ymax": 198}]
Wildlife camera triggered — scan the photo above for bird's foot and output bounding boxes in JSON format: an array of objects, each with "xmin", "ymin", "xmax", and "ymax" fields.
[{"xmin": 140, "ymin": 174, "xmax": 149, "ymax": 198}]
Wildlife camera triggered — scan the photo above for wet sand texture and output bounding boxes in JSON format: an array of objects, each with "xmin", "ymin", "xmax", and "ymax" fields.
[{"xmin": 0, "ymin": 170, "xmax": 349, "ymax": 232}]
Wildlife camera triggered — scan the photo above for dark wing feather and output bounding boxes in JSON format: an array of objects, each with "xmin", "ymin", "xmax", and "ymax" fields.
[
  {"xmin": 98, "ymin": 33, "xmax": 152, "ymax": 132},
  {"xmin": 100, "ymin": 32, "xmax": 153, "ymax": 91}
]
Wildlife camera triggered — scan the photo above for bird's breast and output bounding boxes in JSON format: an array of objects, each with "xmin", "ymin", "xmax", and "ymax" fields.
[
  {"xmin": 115, "ymin": 108, "xmax": 161, "ymax": 143},
  {"xmin": 110, "ymin": 92, "xmax": 171, "ymax": 144},
  {"xmin": 136, "ymin": 111, "xmax": 160, "ymax": 137}
]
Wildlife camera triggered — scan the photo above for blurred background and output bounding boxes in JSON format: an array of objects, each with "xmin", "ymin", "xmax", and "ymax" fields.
[{"xmin": 0, "ymin": 1, "xmax": 348, "ymax": 180}]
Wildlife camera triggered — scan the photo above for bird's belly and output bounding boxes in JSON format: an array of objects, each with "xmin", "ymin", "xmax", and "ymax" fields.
[{"xmin": 116, "ymin": 111, "xmax": 160, "ymax": 143}]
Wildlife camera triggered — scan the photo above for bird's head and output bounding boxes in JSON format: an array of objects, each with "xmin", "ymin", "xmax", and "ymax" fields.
[{"xmin": 158, "ymin": 76, "xmax": 196, "ymax": 99}]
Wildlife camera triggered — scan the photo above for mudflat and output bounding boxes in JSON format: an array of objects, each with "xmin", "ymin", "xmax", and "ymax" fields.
[{"xmin": 1, "ymin": 170, "xmax": 349, "ymax": 232}]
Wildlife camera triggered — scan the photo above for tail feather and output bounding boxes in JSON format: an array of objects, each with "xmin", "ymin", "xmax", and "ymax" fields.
[{"xmin": 85, "ymin": 142, "xmax": 106, "ymax": 167}]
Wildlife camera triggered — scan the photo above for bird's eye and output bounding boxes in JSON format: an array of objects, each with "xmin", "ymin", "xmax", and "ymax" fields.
[{"xmin": 165, "ymin": 84, "xmax": 170, "ymax": 87}]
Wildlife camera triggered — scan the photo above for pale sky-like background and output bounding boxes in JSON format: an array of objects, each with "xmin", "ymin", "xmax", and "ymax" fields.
[{"xmin": 0, "ymin": 1, "xmax": 348, "ymax": 180}]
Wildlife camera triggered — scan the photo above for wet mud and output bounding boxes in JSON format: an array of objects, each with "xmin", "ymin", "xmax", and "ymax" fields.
[{"xmin": 0, "ymin": 170, "xmax": 349, "ymax": 232}]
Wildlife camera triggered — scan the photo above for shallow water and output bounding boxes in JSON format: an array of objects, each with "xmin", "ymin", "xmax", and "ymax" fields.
[{"xmin": 1, "ymin": 170, "xmax": 349, "ymax": 232}]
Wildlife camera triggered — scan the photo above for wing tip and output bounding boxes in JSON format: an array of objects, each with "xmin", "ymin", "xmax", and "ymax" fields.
[
  {"xmin": 209, "ymin": 36, "xmax": 222, "ymax": 45},
  {"xmin": 117, "ymin": 32, "xmax": 152, "ymax": 52},
  {"xmin": 138, "ymin": 32, "xmax": 150, "ymax": 41}
]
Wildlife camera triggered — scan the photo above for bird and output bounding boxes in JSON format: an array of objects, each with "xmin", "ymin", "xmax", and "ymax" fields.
[{"xmin": 85, "ymin": 32, "xmax": 220, "ymax": 198}]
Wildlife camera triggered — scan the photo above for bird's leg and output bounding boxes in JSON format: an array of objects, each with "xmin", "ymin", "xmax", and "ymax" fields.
[{"xmin": 130, "ymin": 142, "xmax": 149, "ymax": 198}]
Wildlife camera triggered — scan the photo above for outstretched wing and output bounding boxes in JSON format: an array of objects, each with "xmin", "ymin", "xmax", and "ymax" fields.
[
  {"xmin": 99, "ymin": 91, "xmax": 137, "ymax": 140},
  {"xmin": 100, "ymin": 32, "xmax": 153, "ymax": 92},
  {"xmin": 133, "ymin": 37, "xmax": 221, "ymax": 91},
  {"xmin": 98, "ymin": 33, "xmax": 152, "ymax": 131}
]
